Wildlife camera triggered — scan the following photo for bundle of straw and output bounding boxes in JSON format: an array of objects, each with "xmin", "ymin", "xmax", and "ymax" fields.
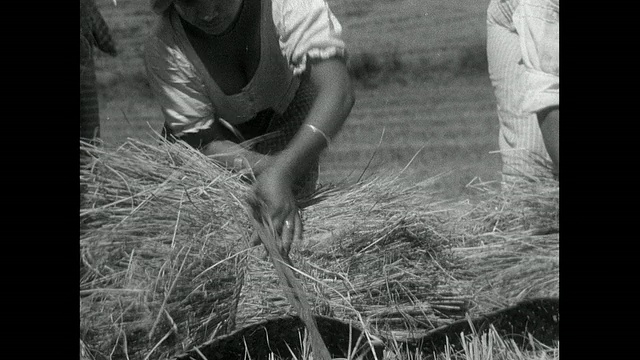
[
  {"xmin": 235, "ymin": 175, "xmax": 474, "ymax": 339},
  {"xmin": 80, "ymin": 138, "xmax": 254, "ymax": 359},
  {"xmin": 448, "ymin": 177, "xmax": 559, "ymax": 239},
  {"xmin": 448, "ymin": 177, "xmax": 559, "ymax": 313},
  {"xmin": 80, "ymin": 134, "xmax": 559, "ymax": 358}
]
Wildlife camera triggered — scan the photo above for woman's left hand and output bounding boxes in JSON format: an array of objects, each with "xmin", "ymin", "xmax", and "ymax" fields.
[{"xmin": 253, "ymin": 167, "xmax": 302, "ymax": 256}]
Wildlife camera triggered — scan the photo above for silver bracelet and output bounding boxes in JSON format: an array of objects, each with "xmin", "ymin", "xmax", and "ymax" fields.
[{"xmin": 305, "ymin": 124, "xmax": 331, "ymax": 147}]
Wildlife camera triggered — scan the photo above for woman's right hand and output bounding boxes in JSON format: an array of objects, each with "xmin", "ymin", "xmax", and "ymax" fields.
[
  {"xmin": 253, "ymin": 166, "xmax": 302, "ymax": 257},
  {"xmin": 250, "ymin": 154, "xmax": 275, "ymax": 177}
]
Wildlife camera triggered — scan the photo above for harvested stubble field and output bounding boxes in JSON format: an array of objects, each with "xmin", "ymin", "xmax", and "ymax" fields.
[{"xmin": 82, "ymin": 0, "xmax": 559, "ymax": 359}]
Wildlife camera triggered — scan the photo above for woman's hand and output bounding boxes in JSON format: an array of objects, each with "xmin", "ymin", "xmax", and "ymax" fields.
[
  {"xmin": 202, "ymin": 140, "xmax": 276, "ymax": 176},
  {"xmin": 254, "ymin": 167, "xmax": 302, "ymax": 256},
  {"xmin": 250, "ymin": 154, "xmax": 276, "ymax": 177},
  {"xmin": 249, "ymin": 58, "xmax": 353, "ymax": 256}
]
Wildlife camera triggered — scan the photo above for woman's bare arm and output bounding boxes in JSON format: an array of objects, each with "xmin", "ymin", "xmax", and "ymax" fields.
[
  {"xmin": 255, "ymin": 57, "xmax": 355, "ymax": 253},
  {"xmin": 269, "ymin": 57, "xmax": 355, "ymax": 185}
]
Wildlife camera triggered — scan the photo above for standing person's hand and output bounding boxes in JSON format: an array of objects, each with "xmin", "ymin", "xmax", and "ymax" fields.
[{"xmin": 253, "ymin": 167, "xmax": 303, "ymax": 256}]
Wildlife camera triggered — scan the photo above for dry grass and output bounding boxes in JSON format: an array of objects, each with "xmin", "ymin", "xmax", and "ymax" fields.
[
  {"xmin": 80, "ymin": 136, "xmax": 558, "ymax": 360},
  {"xmin": 187, "ymin": 322, "xmax": 558, "ymax": 360},
  {"xmin": 446, "ymin": 177, "xmax": 559, "ymax": 313},
  {"xmin": 391, "ymin": 324, "xmax": 559, "ymax": 360},
  {"xmin": 236, "ymin": 173, "xmax": 469, "ymax": 336},
  {"xmin": 80, "ymin": 137, "xmax": 255, "ymax": 359}
]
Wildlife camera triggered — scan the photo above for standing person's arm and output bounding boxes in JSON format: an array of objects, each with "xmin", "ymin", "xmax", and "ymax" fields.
[
  {"xmin": 513, "ymin": 0, "xmax": 559, "ymax": 175},
  {"xmin": 537, "ymin": 106, "xmax": 558, "ymax": 175}
]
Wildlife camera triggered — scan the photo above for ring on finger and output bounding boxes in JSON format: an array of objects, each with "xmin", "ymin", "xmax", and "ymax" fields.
[{"xmin": 284, "ymin": 220, "xmax": 292, "ymax": 228}]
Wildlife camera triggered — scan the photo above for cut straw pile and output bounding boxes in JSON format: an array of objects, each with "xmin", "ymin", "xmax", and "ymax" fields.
[
  {"xmin": 236, "ymin": 175, "xmax": 472, "ymax": 337},
  {"xmin": 80, "ymin": 138, "xmax": 254, "ymax": 359},
  {"xmin": 446, "ymin": 177, "xmax": 559, "ymax": 314},
  {"xmin": 80, "ymin": 136, "xmax": 559, "ymax": 359},
  {"xmin": 237, "ymin": 174, "xmax": 559, "ymax": 342}
]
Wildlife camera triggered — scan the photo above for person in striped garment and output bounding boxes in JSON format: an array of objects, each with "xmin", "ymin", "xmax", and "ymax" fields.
[
  {"xmin": 487, "ymin": 0, "xmax": 559, "ymax": 181},
  {"xmin": 80, "ymin": 0, "xmax": 117, "ymax": 144},
  {"xmin": 145, "ymin": 0, "xmax": 355, "ymax": 254}
]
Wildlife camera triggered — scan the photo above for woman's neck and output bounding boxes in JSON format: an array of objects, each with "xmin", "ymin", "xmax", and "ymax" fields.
[{"xmin": 176, "ymin": 0, "xmax": 245, "ymax": 36}]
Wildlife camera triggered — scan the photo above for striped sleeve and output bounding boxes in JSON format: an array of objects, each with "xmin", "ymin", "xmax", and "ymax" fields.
[{"xmin": 513, "ymin": 0, "xmax": 559, "ymax": 113}]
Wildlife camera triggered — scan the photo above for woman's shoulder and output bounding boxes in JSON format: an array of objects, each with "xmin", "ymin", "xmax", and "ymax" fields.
[
  {"xmin": 271, "ymin": 0, "xmax": 331, "ymax": 19},
  {"xmin": 148, "ymin": 12, "xmax": 178, "ymax": 46},
  {"xmin": 145, "ymin": 12, "xmax": 190, "ymax": 66},
  {"xmin": 271, "ymin": 0, "xmax": 339, "ymax": 33}
]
